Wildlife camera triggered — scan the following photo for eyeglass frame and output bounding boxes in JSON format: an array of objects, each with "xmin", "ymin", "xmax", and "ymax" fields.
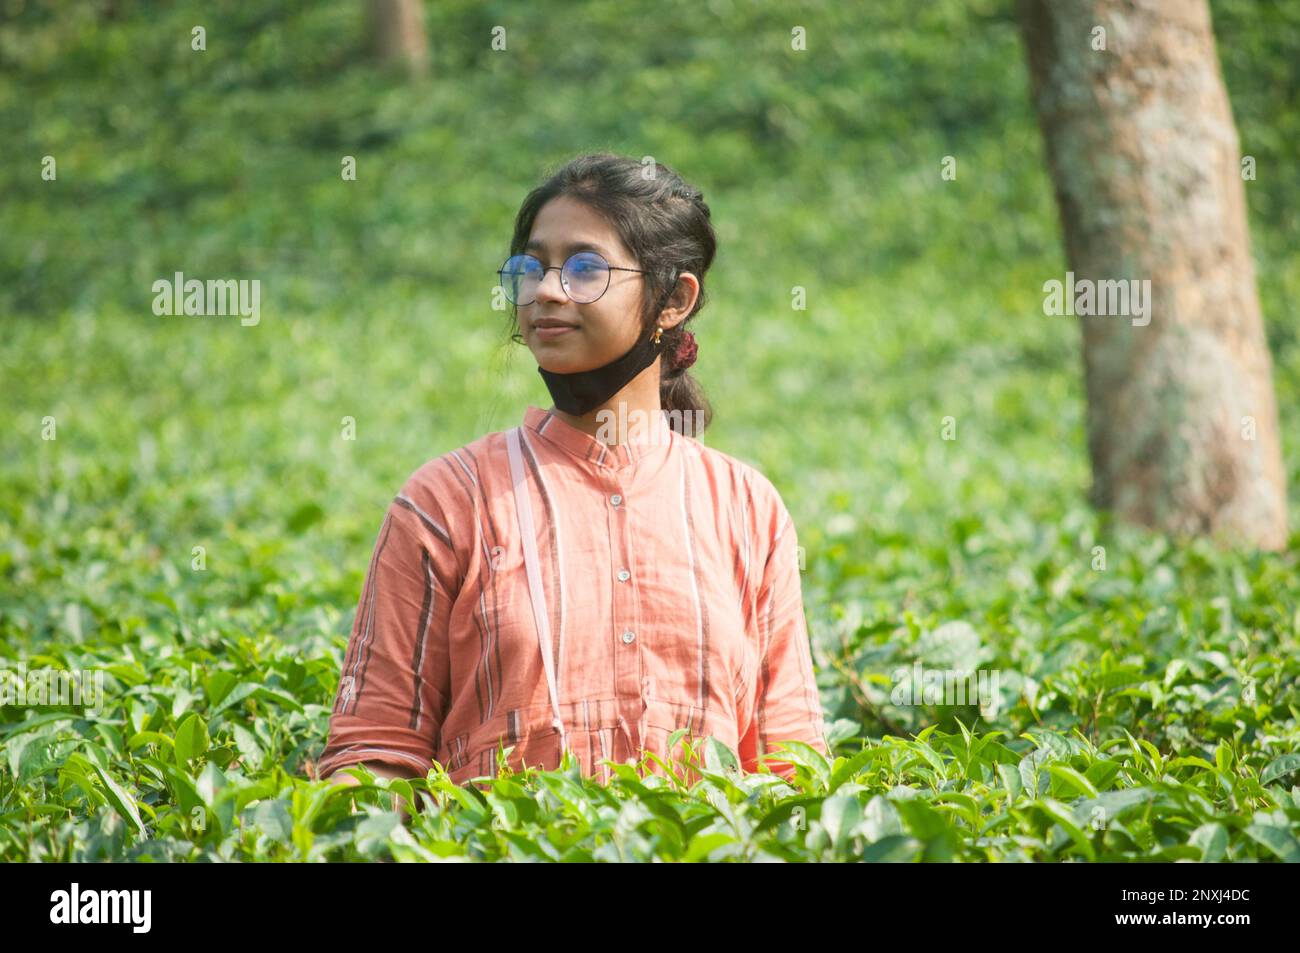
[{"xmin": 496, "ymin": 250, "xmax": 650, "ymax": 306}]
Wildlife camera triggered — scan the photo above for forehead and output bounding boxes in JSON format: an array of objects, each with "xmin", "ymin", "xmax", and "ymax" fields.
[{"xmin": 525, "ymin": 195, "xmax": 630, "ymax": 260}]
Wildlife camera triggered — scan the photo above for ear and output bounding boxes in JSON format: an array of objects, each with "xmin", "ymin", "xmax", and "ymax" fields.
[{"xmin": 656, "ymin": 272, "xmax": 700, "ymax": 330}]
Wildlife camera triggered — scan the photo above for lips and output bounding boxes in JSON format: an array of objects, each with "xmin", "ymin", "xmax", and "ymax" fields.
[{"xmin": 532, "ymin": 318, "xmax": 578, "ymax": 329}]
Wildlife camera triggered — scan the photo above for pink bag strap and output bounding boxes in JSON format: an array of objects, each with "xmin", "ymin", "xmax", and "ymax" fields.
[{"xmin": 507, "ymin": 426, "xmax": 568, "ymax": 757}]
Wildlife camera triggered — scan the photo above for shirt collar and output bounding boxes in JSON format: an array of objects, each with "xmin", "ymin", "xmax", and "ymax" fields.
[{"xmin": 523, "ymin": 404, "xmax": 676, "ymax": 472}]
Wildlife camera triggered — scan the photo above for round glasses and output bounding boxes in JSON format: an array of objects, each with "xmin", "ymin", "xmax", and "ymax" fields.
[{"xmin": 497, "ymin": 251, "xmax": 648, "ymax": 306}]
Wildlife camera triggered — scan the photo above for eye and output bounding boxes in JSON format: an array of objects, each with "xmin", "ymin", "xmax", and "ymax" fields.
[
  {"xmin": 568, "ymin": 253, "xmax": 606, "ymax": 276},
  {"xmin": 503, "ymin": 255, "xmax": 539, "ymax": 276}
]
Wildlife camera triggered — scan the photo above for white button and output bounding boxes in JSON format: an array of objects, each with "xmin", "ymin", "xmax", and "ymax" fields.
[
  {"xmin": 621, "ymin": 629, "xmax": 635, "ymax": 644},
  {"xmin": 617, "ymin": 569, "xmax": 630, "ymax": 582},
  {"xmin": 610, "ymin": 493, "xmax": 623, "ymax": 506}
]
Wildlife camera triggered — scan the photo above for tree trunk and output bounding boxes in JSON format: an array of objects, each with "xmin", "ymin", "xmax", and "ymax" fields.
[
  {"xmin": 366, "ymin": 0, "xmax": 429, "ymax": 77},
  {"xmin": 1017, "ymin": 0, "xmax": 1286, "ymax": 550}
]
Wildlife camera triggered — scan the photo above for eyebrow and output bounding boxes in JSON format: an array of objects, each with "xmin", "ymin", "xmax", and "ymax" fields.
[{"xmin": 523, "ymin": 239, "xmax": 612, "ymax": 259}]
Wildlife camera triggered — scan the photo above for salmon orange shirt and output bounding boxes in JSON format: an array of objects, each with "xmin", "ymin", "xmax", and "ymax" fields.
[{"xmin": 318, "ymin": 404, "xmax": 829, "ymax": 787}]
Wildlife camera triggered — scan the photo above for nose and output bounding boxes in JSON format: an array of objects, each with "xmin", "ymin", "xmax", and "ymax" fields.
[{"xmin": 533, "ymin": 266, "xmax": 568, "ymax": 304}]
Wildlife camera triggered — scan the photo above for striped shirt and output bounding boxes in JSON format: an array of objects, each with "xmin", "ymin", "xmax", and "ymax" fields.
[{"xmin": 318, "ymin": 404, "xmax": 829, "ymax": 787}]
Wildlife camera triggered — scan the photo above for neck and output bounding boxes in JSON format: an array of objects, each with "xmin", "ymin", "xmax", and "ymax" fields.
[{"xmin": 549, "ymin": 358, "xmax": 664, "ymax": 445}]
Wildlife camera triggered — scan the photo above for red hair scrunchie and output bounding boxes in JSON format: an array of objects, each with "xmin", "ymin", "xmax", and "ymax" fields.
[{"xmin": 672, "ymin": 330, "xmax": 698, "ymax": 371}]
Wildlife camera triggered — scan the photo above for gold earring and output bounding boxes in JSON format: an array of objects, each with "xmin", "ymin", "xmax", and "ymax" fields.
[{"xmin": 653, "ymin": 325, "xmax": 663, "ymax": 345}]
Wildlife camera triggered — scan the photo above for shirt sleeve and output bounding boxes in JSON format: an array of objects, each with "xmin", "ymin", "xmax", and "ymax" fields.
[
  {"xmin": 737, "ymin": 496, "xmax": 829, "ymax": 780},
  {"xmin": 317, "ymin": 478, "xmax": 460, "ymax": 780}
]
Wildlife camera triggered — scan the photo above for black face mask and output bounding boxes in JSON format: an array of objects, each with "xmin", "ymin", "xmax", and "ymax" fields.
[{"xmin": 537, "ymin": 323, "xmax": 665, "ymax": 416}]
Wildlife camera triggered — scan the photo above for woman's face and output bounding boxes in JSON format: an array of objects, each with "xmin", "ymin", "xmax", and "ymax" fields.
[{"xmin": 516, "ymin": 195, "xmax": 647, "ymax": 373}]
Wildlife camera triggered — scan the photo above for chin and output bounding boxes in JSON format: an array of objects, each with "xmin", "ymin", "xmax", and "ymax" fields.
[
  {"xmin": 530, "ymin": 336, "xmax": 595, "ymax": 372},
  {"xmin": 537, "ymin": 355, "xmax": 594, "ymax": 373}
]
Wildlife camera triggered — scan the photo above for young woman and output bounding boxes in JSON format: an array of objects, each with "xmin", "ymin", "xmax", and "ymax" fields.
[{"xmin": 318, "ymin": 152, "xmax": 828, "ymax": 792}]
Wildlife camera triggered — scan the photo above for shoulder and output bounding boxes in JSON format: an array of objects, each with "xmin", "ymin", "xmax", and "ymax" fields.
[
  {"xmin": 398, "ymin": 428, "xmax": 502, "ymax": 505},
  {"xmin": 682, "ymin": 437, "xmax": 792, "ymax": 538},
  {"xmin": 388, "ymin": 428, "xmax": 508, "ymax": 553}
]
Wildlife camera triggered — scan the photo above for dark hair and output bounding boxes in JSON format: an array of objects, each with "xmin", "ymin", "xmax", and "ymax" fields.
[{"xmin": 503, "ymin": 152, "xmax": 716, "ymax": 436}]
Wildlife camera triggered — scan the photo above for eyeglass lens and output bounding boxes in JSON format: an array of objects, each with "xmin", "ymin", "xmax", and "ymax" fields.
[{"xmin": 500, "ymin": 252, "xmax": 610, "ymax": 305}]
